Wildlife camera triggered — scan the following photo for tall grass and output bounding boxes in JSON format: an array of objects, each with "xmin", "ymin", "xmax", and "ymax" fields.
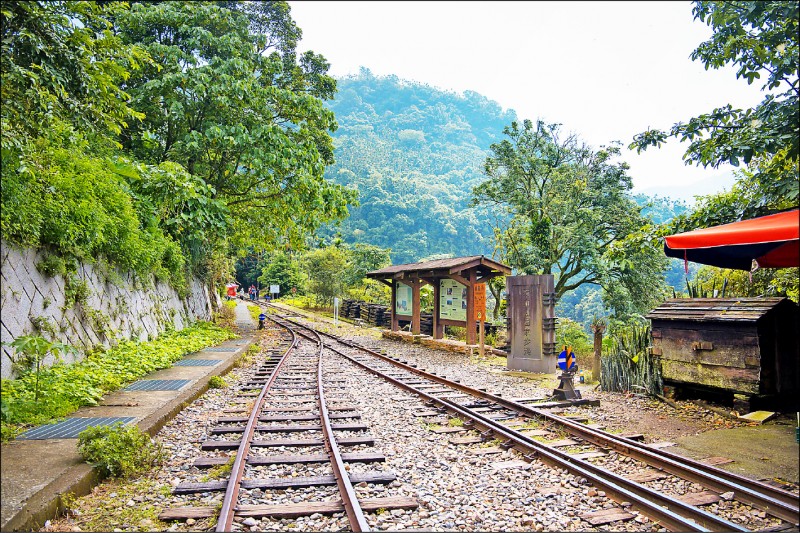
[{"xmin": 600, "ymin": 320, "xmax": 663, "ymax": 395}]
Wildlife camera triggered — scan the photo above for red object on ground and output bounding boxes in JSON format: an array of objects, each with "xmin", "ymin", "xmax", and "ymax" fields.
[{"xmin": 663, "ymin": 209, "xmax": 799, "ymax": 270}]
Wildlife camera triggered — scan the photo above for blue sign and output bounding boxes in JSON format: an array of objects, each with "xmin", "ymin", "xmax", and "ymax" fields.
[{"xmin": 557, "ymin": 346, "xmax": 576, "ymax": 371}]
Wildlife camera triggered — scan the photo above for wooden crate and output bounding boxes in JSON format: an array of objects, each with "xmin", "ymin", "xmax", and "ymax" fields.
[{"xmin": 646, "ymin": 298, "xmax": 798, "ymax": 402}]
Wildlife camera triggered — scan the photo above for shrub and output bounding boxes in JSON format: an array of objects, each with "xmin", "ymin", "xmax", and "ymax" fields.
[
  {"xmin": 214, "ymin": 303, "xmax": 236, "ymax": 329},
  {"xmin": 208, "ymin": 376, "xmax": 227, "ymax": 389},
  {"xmin": 78, "ymin": 423, "xmax": 164, "ymax": 478},
  {"xmin": 0, "ymin": 125, "xmax": 188, "ymax": 293},
  {"xmin": 600, "ymin": 320, "xmax": 662, "ymax": 395}
]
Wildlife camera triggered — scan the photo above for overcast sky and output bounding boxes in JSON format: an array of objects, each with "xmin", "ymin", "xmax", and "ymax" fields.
[{"xmin": 288, "ymin": 1, "xmax": 767, "ymax": 202}]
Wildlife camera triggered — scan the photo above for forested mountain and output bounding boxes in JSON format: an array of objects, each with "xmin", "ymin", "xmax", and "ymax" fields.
[
  {"xmin": 319, "ymin": 69, "xmax": 516, "ymax": 263},
  {"xmin": 319, "ymin": 71, "xmax": 698, "ymax": 326}
]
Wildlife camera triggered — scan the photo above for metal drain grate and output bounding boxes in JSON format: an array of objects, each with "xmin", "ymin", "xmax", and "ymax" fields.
[
  {"xmin": 17, "ymin": 417, "xmax": 136, "ymax": 440},
  {"xmin": 124, "ymin": 379, "xmax": 191, "ymax": 391},
  {"xmin": 204, "ymin": 347, "xmax": 239, "ymax": 352},
  {"xmin": 174, "ymin": 359, "xmax": 222, "ymax": 367}
]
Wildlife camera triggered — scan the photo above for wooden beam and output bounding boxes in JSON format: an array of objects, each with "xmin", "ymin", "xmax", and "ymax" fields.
[
  {"xmin": 392, "ymin": 272, "xmax": 405, "ymax": 280},
  {"xmin": 449, "ymin": 257, "xmax": 483, "ymax": 274},
  {"xmin": 476, "ymin": 272, "xmax": 504, "ymax": 284},
  {"xmin": 374, "ymin": 278, "xmax": 392, "ymax": 287},
  {"xmin": 439, "ymin": 318, "xmax": 467, "ymax": 327},
  {"xmin": 449, "ymin": 272, "xmax": 471, "ymax": 288}
]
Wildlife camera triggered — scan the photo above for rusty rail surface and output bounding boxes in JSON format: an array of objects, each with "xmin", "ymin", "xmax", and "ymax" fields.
[
  {"xmin": 297, "ymin": 321, "xmax": 371, "ymax": 532},
  {"xmin": 265, "ymin": 305, "xmax": 800, "ymax": 531},
  {"xmin": 215, "ymin": 328, "xmax": 297, "ymax": 532}
]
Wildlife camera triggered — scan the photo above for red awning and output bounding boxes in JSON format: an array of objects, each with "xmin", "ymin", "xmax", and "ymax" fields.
[{"xmin": 663, "ymin": 209, "xmax": 799, "ymax": 270}]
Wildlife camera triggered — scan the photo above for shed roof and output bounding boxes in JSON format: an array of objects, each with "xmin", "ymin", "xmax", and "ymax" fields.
[
  {"xmin": 366, "ymin": 255, "xmax": 511, "ymax": 279},
  {"xmin": 646, "ymin": 298, "xmax": 793, "ymax": 323}
]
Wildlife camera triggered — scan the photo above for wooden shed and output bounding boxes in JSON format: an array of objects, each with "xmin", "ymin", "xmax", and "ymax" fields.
[{"xmin": 646, "ymin": 298, "xmax": 799, "ymax": 408}]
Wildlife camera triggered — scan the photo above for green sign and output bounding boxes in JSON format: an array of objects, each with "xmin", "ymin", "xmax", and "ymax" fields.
[
  {"xmin": 439, "ymin": 279, "xmax": 467, "ymax": 321},
  {"xmin": 396, "ymin": 282, "xmax": 412, "ymax": 315}
]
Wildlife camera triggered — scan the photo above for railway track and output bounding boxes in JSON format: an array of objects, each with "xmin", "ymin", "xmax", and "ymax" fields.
[
  {"xmin": 160, "ymin": 313, "xmax": 416, "ymax": 531},
  {"xmin": 260, "ymin": 302, "xmax": 800, "ymax": 532}
]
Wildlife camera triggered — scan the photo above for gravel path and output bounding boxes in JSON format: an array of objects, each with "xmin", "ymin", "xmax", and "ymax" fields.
[{"xmin": 41, "ymin": 313, "xmax": 798, "ymax": 532}]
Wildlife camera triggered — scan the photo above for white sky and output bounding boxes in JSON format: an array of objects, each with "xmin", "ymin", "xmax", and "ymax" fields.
[{"xmin": 289, "ymin": 1, "xmax": 768, "ymax": 202}]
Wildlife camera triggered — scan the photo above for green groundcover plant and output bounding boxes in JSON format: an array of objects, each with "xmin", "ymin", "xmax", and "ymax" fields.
[
  {"xmin": 77, "ymin": 423, "xmax": 165, "ymax": 478},
  {"xmin": 0, "ymin": 322, "xmax": 235, "ymax": 441}
]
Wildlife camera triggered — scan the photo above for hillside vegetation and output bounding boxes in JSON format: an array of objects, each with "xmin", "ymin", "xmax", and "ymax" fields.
[{"xmin": 319, "ymin": 69, "xmax": 516, "ymax": 263}]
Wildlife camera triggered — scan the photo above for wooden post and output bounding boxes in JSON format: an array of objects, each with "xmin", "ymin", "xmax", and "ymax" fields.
[
  {"xmin": 466, "ymin": 269, "xmax": 476, "ymax": 345},
  {"xmin": 433, "ymin": 279, "xmax": 443, "ymax": 339},
  {"xmin": 390, "ymin": 280, "xmax": 398, "ymax": 331},
  {"xmin": 591, "ymin": 319, "xmax": 605, "ymax": 382},
  {"xmin": 479, "ymin": 316, "xmax": 485, "ymax": 358},
  {"xmin": 411, "ymin": 279, "xmax": 421, "ymax": 335}
]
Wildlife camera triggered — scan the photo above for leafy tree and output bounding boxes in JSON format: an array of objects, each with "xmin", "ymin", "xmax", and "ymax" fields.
[
  {"xmin": 112, "ymin": 158, "xmax": 231, "ymax": 271},
  {"xmin": 343, "ymin": 243, "xmax": 391, "ymax": 287},
  {"xmin": 473, "ymin": 119, "xmax": 669, "ymax": 318},
  {"xmin": 301, "ymin": 246, "xmax": 349, "ymax": 306},
  {"xmin": 0, "ymin": 1, "xmax": 149, "ymax": 149},
  {"xmin": 258, "ymin": 251, "xmax": 305, "ymax": 296},
  {"xmin": 342, "ymin": 243, "xmax": 391, "ymax": 302},
  {"xmin": 115, "ymin": 1, "xmax": 355, "ymax": 250},
  {"xmin": 693, "ymin": 265, "xmax": 799, "ymax": 301},
  {"xmin": 235, "ymin": 251, "xmax": 268, "ymax": 290},
  {"xmin": 630, "ymin": 1, "xmax": 798, "ymax": 218}
]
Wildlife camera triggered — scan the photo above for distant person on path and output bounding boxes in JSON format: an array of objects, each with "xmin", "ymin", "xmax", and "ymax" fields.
[
  {"xmin": 225, "ymin": 281, "xmax": 240, "ymax": 301},
  {"xmin": 249, "ymin": 285, "xmax": 256, "ymax": 301}
]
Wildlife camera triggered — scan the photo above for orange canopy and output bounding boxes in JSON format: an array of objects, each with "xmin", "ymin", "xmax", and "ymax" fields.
[{"xmin": 663, "ymin": 209, "xmax": 799, "ymax": 270}]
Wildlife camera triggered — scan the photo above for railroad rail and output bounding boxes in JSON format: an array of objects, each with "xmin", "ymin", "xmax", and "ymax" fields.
[
  {"xmin": 161, "ymin": 311, "xmax": 416, "ymax": 531},
  {"xmin": 262, "ymin": 302, "xmax": 799, "ymax": 532}
]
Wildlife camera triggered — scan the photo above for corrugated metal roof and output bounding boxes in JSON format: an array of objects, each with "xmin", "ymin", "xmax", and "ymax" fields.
[
  {"xmin": 366, "ymin": 255, "xmax": 511, "ymax": 277},
  {"xmin": 646, "ymin": 298, "xmax": 790, "ymax": 322}
]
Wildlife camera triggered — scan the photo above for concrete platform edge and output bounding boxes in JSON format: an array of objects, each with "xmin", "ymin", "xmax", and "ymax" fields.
[{"xmin": 1, "ymin": 336, "xmax": 254, "ymax": 532}]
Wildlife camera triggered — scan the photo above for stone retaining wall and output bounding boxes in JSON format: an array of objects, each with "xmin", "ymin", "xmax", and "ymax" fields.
[{"xmin": 0, "ymin": 240, "xmax": 215, "ymax": 378}]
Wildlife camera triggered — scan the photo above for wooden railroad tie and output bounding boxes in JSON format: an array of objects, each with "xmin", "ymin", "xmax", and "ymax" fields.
[
  {"xmin": 159, "ymin": 497, "xmax": 418, "ymax": 521},
  {"xmin": 201, "ymin": 435, "xmax": 375, "ymax": 450},
  {"xmin": 215, "ymin": 412, "xmax": 360, "ymax": 423},
  {"xmin": 209, "ymin": 423, "xmax": 368, "ymax": 434},
  {"xmin": 578, "ymin": 508, "xmax": 636, "ymax": 526},
  {"xmin": 174, "ymin": 471, "xmax": 397, "ymax": 494},
  {"xmin": 193, "ymin": 451, "xmax": 384, "ymax": 468}
]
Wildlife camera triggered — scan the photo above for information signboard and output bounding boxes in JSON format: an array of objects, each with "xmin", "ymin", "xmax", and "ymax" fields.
[
  {"xmin": 395, "ymin": 282, "xmax": 412, "ymax": 315},
  {"xmin": 474, "ymin": 283, "xmax": 486, "ymax": 321},
  {"xmin": 439, "ymin": 279, "xmax": 467, "ymax": 321}
]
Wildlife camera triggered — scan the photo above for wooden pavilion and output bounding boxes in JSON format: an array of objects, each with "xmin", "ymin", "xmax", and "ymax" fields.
[{"xmin": 366, "ymin": 255, "xmax": 511, "ymax": 345}]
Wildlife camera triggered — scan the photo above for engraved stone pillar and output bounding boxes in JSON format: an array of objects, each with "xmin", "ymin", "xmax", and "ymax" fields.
[{"xmin": 507, "ymin": 275, "xmax": 556, "ymax": 373}]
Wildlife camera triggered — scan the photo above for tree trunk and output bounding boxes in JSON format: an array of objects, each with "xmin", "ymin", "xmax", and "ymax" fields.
[{"xmin": 591, "ymin": 323, "xmax": 605, "ymax": 382}]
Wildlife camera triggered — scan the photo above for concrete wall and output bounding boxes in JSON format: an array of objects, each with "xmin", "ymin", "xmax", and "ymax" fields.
[{"xmin": 0, "ymin": 240, "xmax": 215, "ymax": 378}]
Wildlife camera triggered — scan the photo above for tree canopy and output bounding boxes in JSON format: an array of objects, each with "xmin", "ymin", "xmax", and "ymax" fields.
[
  {"xmin": 116, "ymin": 1, "xmax": 354, "ymax": 250},
  {"xmin": 1, "ymin": 1, "xmax": 353, "ymax": 291},
  {"xmin": 630, "ymin": 1, "xmax": 798, "ymax": 221},
  {"xmin": 473, "ymin": 119, "xmax": 669, "ymax": 317},
  {"xmin": 318, "ymin": 69, "xmax": 516, "ymax": 263}
]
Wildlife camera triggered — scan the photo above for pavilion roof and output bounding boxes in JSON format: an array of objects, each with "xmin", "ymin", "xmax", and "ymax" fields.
[{"xmin": 366, "ymin": 255, "xmax": 511, "ymax": 279}]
